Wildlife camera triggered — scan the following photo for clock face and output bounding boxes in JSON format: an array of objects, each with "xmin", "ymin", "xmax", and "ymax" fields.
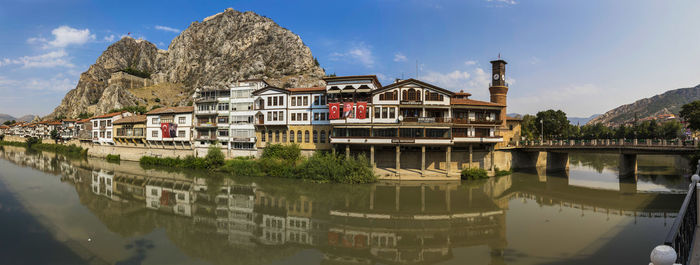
[{"xmin": 493, "ymin": 74, "xmax": 500, "ymax": 80}]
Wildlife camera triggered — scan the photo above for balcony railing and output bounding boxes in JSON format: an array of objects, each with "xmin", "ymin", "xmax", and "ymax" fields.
[
  {"xmin": 195, "ymin": 135, "xmax": 216, "ymax": 140},
  {"xmin": 402, "ymin": 117, "xmax": 452, "ymax": 123},
  {"xmin": 196, "ymin": 122, "xmax": 217, "ymax": 128},
  {"xmin": 452, "ymin": 118, "xmax": 501, "ymax": 125},
  {"xmin": 195, "ymin": 96, "xmax": 218, "ymax": 103}
]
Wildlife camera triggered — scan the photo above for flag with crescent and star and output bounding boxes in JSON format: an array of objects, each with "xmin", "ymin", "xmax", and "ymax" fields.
[
  {"xmin": 343, "ymin": 102, "xmax": 354, "ymax": 118},
  {"xmin": 329, "ymin": 103, "xmax": 340, "ymax": 119},
  {"xmin": 356, "ymin": 102, "xmax": 367, "ymax": 119},
  {"xmin": 160, "ymin": 123, "xmax": 171, "ymax": 138}
]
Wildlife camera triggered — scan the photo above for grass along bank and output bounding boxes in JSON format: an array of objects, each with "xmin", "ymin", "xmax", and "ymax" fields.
[
  {"xmin": 0, "ymin": 138, "xmax": 87, "ymax": 157},
  {"xmin": 140, "ymin": 144, "xmax": 377, "ymax": 184}
]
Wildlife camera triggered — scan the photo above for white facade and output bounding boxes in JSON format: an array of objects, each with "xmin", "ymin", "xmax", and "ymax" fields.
[
  {"xmin": 145, "ymin": 108, "xmax": 194, "ymax": 145},
  {"xmin": 91, "ymin": 112, "xmax": 133, "ymax": 145}
]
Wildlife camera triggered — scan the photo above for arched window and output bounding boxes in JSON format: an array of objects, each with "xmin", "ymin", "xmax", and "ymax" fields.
[
  {"xmin": 402, "ymin": 90, "xmax": 407, "ymax": 101},
  {"xmin": 290, "ymin": 130, "xmax": 295, "ymax": 142},
  {"xmin": 320, "ymin": 130, "xmax": 326, "ymax": 143},
  {"xmin": 275, "ymin": 130, "xmax": 280, "ymax": 142},
  {"xmin": 297, "ymin": 130, "xmax": 302, "ymax": 143},
  {"xmin": 313, "ymin": 130, "xmax": 318, "ymax": 143},
  {"xmin": 282, "ymin": 130, "xmax": 287, "ymax": 142},
  {"xmin": 407, "ymin": 89, "xmax": 416, "ymax": 101},
  {"xmin": 416, "ymin": 90, "xmax": 421, "ymax": 101},
  {"xmin": 304, "ymin": 130, "xmax": 310, "ymax": 143},
  {"xmin": 268, "ymin": 130, "xmax": 272, "ymax": 142},
  {"xmin": 261, "ymin": 131, "xmax": 266, "ymax": 142}
]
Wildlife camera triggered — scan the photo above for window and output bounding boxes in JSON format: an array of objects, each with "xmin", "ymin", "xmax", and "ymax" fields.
[
  {"xmin": 375, "ymin": 107, "xmax": 381, "ymax": 118},
  {"xmin": 179, "ymin": 117, "xmax": 186, "ymax": 124},
  {"xmin": 177, "ymin": 193, "xmax": 185, "ymax": 200},
  {"xmin": 297, "ymin": 131, "xmax": 302, "ymax": 142},
  {"xmin": 291, "ymin": 113, "xmax": 296, "ymax": 121},
  {"xmin": 261, "ymin": 131, "xmax": 266, "ymax": 142},
  {"xmin": 93, "ymin": 121, "xmax": 98, "ymax": 127},
  {"xmin": 273, "ymin": 96, "xmax": 278, "ymax": 106},
  {"xmin": 268, "ymin": 130, "xmax": 272, "ymax": 142},
  {"xmin": 389, "ymin": 108, "xmax": 396, "ymax": 119},
  {"xmin": 320, "ymin": 131, "xmax": 326, "ymax": 143},
  {"xmin": 290, "ymin": 131, "xmax": 295, "ymax": 142},
  {"xmin": 273, "ymin": 111, "xmax": 278, "ymax": 121},
  {"xmin": 267, "ymin": 98, "xmax": 272, "ymax": 106},
  {"xmin": 282, "ymin": 131, "xmax": 287, "ymax": 142},
  {"xmin": 106, "ymin": 131, "xmax": 111, "ymax": 138},
  {"xmin": 93, "ymin": 132, "xmax": 98, "ymax": 138},
  {"xmin": 178, "ymin": 130, "xmax": 185, "ymax": 137},
  {"xmin": 304, "ymin": 130, "xmax": 310, "ymax": 143},
  {"xmin": 152, "ymin": 118, "xmax": 159, "ymax": 124},
  {"xmin": 152, "ymin": 130, "xmax": 158, "ymax": 137},
  {"xmin": 313, "ymin": 96, "xmax": 319, "ymax": 105},
  {"xmin": 303, "ymin": 96, "xmax": 308, "ymax": 106},
  {"xmin": 107, "ymin": 120, "xmax": 112, "ymax": 127},
  {"xmin": 218, "ymin": 103, "xmax": 229, "ymax": 111},
  {"xmin": 279, "ymin": 96, "xmax": 284, "ymax": 106},
  {"xmin": 314, "ymin": 113, "xmax": 319, "ymax": 121},
  {"xmin": 275, "ymin": 130, "xmax": 280, "ymax": 142},
  {"xmin": 218, "ymin": 130, "xmax": 228, "ymax": 136},
  {"xmin": 291, "ymin": 96, "xmax": 296, "ymax": 106},
  {"xmin": 382, "ymin": 108, "xmax": 388, "ymax": 119},
  {"xmin": 313, "ymin": 130, "xmax": 318, "ymax": 143},
  {"xmin": 303, "ymin": 113, "xmax": 308, "ymax": 121},
  {"xmin": 217, "ymin": 116, "xmax": 228, "ymax": 124},
  {"xmin": 267, "ymin": 112, "xmax": 272, "ymax": 121},
  {"xmin": 151, "ymin": 188, "xmax": 158, "ymax": 196}
]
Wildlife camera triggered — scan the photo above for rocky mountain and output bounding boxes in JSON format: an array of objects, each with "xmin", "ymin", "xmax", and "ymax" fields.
[
  {"xmin": 0, "ymin": 114, "xmax": 39, "ymax": 124},
  {"xmin": 48, "ymin": 8, "xmax": 325, "ymax": 118},
  {"xmin": 588, "ymin": 84, "xmax": 700, "ymax": 126}
]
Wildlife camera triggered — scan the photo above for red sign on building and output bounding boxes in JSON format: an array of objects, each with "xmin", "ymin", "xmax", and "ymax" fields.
[
  {"xmin": 329, "ymin": 103, "xmax": 340, "ymax": 120},
  {"xmin": 356, "ymin": 102, "xmax": 367, "ymax": 119},
  {"xmin": 160, "ymin": 123, "xmax": 178, "ymax": 138}
]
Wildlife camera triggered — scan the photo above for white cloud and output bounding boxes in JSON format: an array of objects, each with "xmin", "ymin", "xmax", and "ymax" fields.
[
  {"xmin": 1, "ymin": 50, "xmax": 73, "ymax": 68},
  {"xmin": 155, "ymin": 25, "xmax": 180, "ymax": 33},
  {"xmin": 0, "ymin": 73, "xmax": 76, "ymax": 93},
  {"xmin": 464, "ymin": 60, "xmax": 477, "ymax": 66},
  {"xmin": 330, "ymin": 42, "xmax": 375, "ymax": 68},
  {"xmin": 103, "ymin": 34, "xmax": 116, "ymax": 42},
  {"xmin": 47, "ymin": 26, "xmax": 95, "ymax": 48},
  {"xmin": 394, "ymin": 53, "xmax": 407, "ymax": 62},
  {"xmin": 487, "ymin": 0, "xmax": 517, "ymax": 5},
  {"xmin": 530, "ymin": 56, "xmax": 541, "ymax": 65},
  {"xmin": 27, "ymin": 37, "xmax": 47, "ymax": 45}
]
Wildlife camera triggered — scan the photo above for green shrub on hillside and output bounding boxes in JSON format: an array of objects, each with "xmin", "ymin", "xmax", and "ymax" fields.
[
  {"xmin": 106, "ymin": 154, "xmax": 120, "ymax": 163},
  {"xmin": 261, "ymin": 144, "xmax": 300, "ymax": 162}
]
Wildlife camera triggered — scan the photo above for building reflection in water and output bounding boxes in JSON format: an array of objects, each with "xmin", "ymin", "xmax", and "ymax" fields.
[{"xmin": 0, "ymin": 145, "xmax": 687, "ymax": 265}]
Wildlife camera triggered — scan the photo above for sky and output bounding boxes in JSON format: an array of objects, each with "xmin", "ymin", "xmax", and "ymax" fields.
[{"xmin": 1, "ymin": 0, "xmax": 700, "ymax": 118}]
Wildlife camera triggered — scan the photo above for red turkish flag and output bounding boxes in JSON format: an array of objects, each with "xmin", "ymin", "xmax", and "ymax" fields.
[
  {"xmin": 329, "ymin": 103, "xmax": 340, "ymax": 120},
  {"xmin": 356, "ymin": 102, "xmax": 367, "ymax": 119},
  {"xmin": 160, "ymin": 123, "xmax": 171, "ymax": 138}
]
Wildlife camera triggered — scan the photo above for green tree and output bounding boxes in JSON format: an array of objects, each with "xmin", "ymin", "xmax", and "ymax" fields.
[
  {"xmin": 535, "ymin": 110, "xmax": 569, "ymax": 140},
  {"xmin": 50, "ymin": 129, "xmax": 60, "ymax": 143},
  {"xmin": 520, "ymin": 114, "xmax": 537, "ymax": 140},
  {"xmin": 661, "ymin": 120, "xmax": 682, "ymax": 139},
  {"xmin": 205, "ymin": 146, "xmax": 225, "ymax": 168},
  {"xmin": 77, "ymin": 112, "xmax": 92, "ymax": 119},
  {"xmin": 680, "ymin": 100, "xmax": 700, "ymax": 131},
  {"xmin": 3, "ymin": 120, "xmax": 14, "ymax": 125},
  {"xmin": 26, "ymin": 137, "xmax": 40, "ymax": 148}
]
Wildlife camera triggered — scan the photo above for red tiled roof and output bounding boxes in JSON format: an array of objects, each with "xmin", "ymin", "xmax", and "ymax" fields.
[
  {"xmin": 450, "ymin": 98, "xmax": 505, "ymax": 107},
  {"xmin": 46, "ymin": 121, "xmax": 62, "ymax": 125},
  {"xmin": 0, "ymin": 125, "xmax": 9, "ymax": 129},
  {"xmin": 146, "ymin": 106, "xmax": 193, "ymax": 115},
  {"xmin": 113, "ymin": 115, "xmax": 146, "ymax": 124},
  {"xmin": 454, "ymin": 92, "xmax": 472, "ymax": 97},
  {"xmin": 92, "ymin": 111, "xmax": 126, "ymax": 119},
  {"xmin": 77, "ymin": 118, "xmax": 91, "ymax": 123},
  {"xmin": 62, "ymin": 119, "xmax": 78, "ymax": 122},
  {"xmin": 287, "ymin": 87, "xmax": 326, "ymax": 93}
]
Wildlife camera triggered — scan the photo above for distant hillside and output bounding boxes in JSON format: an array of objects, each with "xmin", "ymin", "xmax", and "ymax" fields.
[
  {"xmin": 569, "ymin": 114, "xmax": 600, "ymax": 126},
  {"xmin": 0, "ymin": 114, "xmax": 37, "ymax": 124},
  {"xmin": 588, "ymin": 84, "xmax": 700, "ymax": 126},
  {"xmin": 18, "ymin": 115, "xmax": 39, "ymax": 122},
  {"xmin": 0, "ymin": 114, "xmax": 14, "ymax": 124}
]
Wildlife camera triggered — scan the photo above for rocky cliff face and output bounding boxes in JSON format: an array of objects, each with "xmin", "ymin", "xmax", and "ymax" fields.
[
  {"xmin": 49, "ymin": 8, "xmax": 325, "ymax": 118},
  {"xmin": 588, "ymin": 84, "xmax": 700, "ymax": 125}
]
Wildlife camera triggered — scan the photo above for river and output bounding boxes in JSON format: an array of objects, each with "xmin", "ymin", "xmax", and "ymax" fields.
[{"xmin": 0, "ymin": 145, "xmax": 691, "ymax": 265}]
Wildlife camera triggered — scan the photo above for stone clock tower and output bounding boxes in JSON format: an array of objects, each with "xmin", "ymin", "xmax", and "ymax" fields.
[{"xmin": 489, "ymin": 59, "xmax": 508, "ymax": 126}]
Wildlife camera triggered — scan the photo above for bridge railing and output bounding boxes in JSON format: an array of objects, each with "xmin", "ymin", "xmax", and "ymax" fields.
[
  {"xmin": 650, "ymin": 162, "xmax": 700, "ymax": 265},
  {"xmin": 518, "ymin": 138, "xmax": 698, "ymax": 148}
]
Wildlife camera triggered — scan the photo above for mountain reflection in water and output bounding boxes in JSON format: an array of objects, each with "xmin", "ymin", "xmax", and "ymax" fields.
[{"xmin": 0, "ymin": 146, "xmax": 691, "ymax": 265}]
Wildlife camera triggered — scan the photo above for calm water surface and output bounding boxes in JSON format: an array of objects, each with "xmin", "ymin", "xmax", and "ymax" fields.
[{"xmin": 0, "ymin": 146, "xmax": 691, "ymax": 265}]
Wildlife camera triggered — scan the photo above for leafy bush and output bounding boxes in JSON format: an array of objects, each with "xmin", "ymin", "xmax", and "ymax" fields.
[
  {"xmin": 220, "ymin": 157, "xmax": 263, "ymax": 178},
  {"xmin": 261, "ymin": 144, "xmax": 300, "ymax": 162},
  {"xmin": 106, "ymin": 154, "xmax": 120, "ymax": 163},
  {"xmin": 120, "ymin": 67, "xmax": 151, "ymax": 78},
  {"xmin": 299, "ymin": 152, "xmax": 376, "ymax": 183},
  {"xmin": 205, "ymin": 146, "xmax": 225, "ymax": 167},
  {"xmin": 461, "ymin": 168, "xmax": 488, "ymax": 180},
  {"xmin": 26, "ymin": 137, "xmax": 41, "ymax": 148},
  {"xmin": 494, "ymin": 167, "xmax": 512, "ymax": 177}
]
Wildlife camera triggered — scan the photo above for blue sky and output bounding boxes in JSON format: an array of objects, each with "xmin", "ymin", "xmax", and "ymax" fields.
[{"xmin": 1, "ymin": 0, "xmax": 700, "ymax": 118}]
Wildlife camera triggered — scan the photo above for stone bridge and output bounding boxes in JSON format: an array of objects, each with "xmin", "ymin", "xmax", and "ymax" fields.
[{"xmin": 512, "ymin": 139, "xmax": 698, "ymax": 175}]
